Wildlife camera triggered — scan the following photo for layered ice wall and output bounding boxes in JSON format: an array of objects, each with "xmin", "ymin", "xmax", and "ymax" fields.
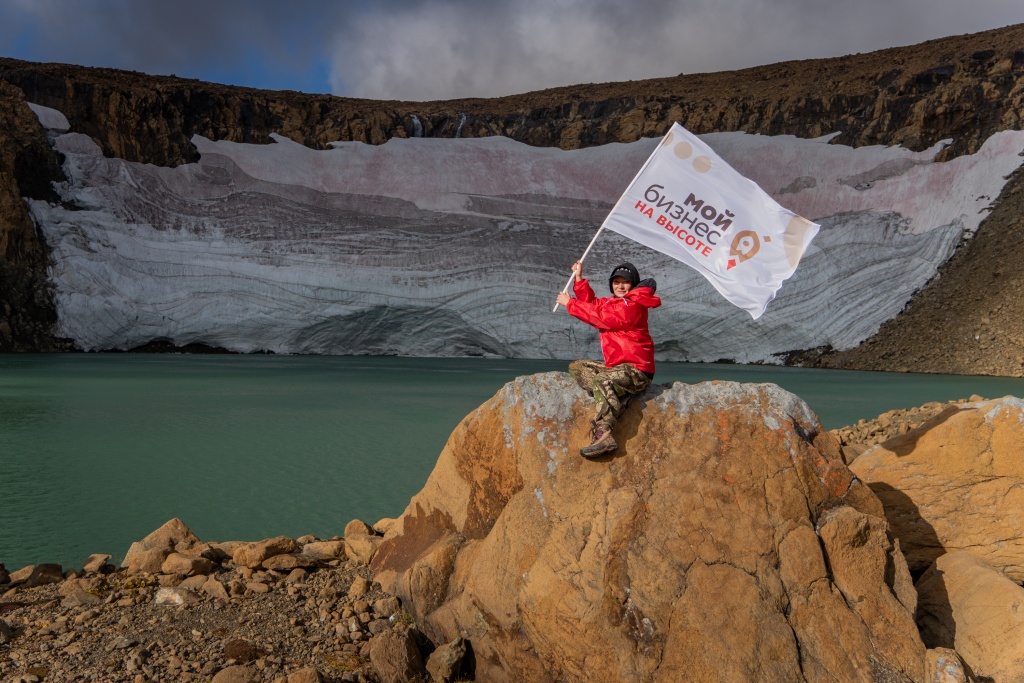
[{"xmin": 25, "ymin": 104, "xmax": 1024, "ymax": 361}]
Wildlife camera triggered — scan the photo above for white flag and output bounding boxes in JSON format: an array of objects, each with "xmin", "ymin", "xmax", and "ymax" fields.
[{"xmin": 603, "ymin": 123, "xmax": 820, "ymax": 319}]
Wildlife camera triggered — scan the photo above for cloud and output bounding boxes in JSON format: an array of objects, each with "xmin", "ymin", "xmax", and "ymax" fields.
[
  {"xmin": 327, "ymin": 0, "xmax": 1024, "ymax": 100},
  {"xmin": 1, "ymin": 0, "xmax": 1021, "ymax": 101},
  {"xmin": 0, "ymin": 0, "xmax": 343, "ymax": 92}
]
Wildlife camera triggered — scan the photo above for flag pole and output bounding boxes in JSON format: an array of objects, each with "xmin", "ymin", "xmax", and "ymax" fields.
[
  {"xmin": 552, "ymin": 225, "xmax": 605, "ymax": 312},
  {"xmin": 552, "ymin": 127, "xmax": 674, "ymax": 313}
]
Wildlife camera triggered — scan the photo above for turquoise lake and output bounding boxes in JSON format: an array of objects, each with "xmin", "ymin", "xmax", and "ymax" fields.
[{"xmin": 3, "ymin": 353, "xmax": 1024, "ymax": 573}]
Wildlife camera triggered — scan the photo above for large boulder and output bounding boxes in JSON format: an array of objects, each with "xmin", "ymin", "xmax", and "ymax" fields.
[
  {"xmin": 122, "ymin": 518, "xmax": 202, "ymax": 574},
  {"xmin": 372, "ymin": 373, "xmax": 925, "ymax": 683},
  {"xmin": 916, "ymin": 551, "xmax": 1024, "ymax": 681},
  {"xmin": 850, "ymin": 396, "xmax": 1024, "ymax": 579}
]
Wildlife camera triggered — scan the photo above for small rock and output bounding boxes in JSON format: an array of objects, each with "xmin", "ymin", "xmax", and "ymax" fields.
[
  {"xmin": 212, "ymin": 664, "xmax": 261, "ymax": 683},
  {"xmin": 9, "ymin": 563, "xmax": 63, "ymax": 588},
  {"xmin": 233, "ymin": 537, "xmax": 298, "ymax": 568},
  {"xmin": 158, "ymin": 572, "xmax": 185, "ymax": 587},
  {"xmin": 925, "ymin": 647, "xmax": 968, "ymax": 683},
  {"xmin": 122, "ymin": 518, "xmax": 202, "ymax": 571},
  {"xmin": 285, "ymin": 567, "xmax": 309, "ymax": 584},
  {"xmin": 203, "ymin": 576, "xmax": 230, "ymax": 601},
  {"xmin": 300, "ymin": 540, "xmax": 346, "ymax": 561},
  {"xmin": 223, "ymin": 638, "xmax": 266, "ymax": 664},
  {"xmin": 0, "ymin": 618, "xmax": 13, "ymax": 645},
  {"xmin": 285, "ymin": 668, "xmax": 323, "ymax": 683},
  {"xmin": 179, "ymin": 574, "xmax": 208, "ymax": 591},
  {"xmin": 111, "ymin": 636, "xmax": 138, "ymax": 650},
  {"xmin": 373, "ymin": 518, "xmax": 396, "ymax": 535},
  {"xmin": 348, "ymin": 576, "xmax": 371, "ymax": 598},
  {"xmin": 367, "ymin": 618, "xmax": 390, "ymax": 635},
  {"xmin": 262, "ymin": 554, "xmax": 315, "ymax": 571},
  {"xmin": 246, "ymin": 581, "xmax": 271, "ymax": 594},
  {"xmin": 369, "ymin": 629, "xmax": 427, "ymax": 683},
  {"xmin": 61, "ymin": 589, "xmax": 102, "ymax": 608},
  {"xmin": 162, "ymin": 552, "xmax": 216, "ymax": 576},
  {"xmin": 426, "ymin": 637, "xmax": 468, "ymax": 683},
  {"xmin": 74, "ymin": 608, "xmax": 100, "ymax": 625},
  {"xmin": 82, "ymin": 553, "xmax": 113, "ymax": 573},
  {"xmin": 372, "ymin": 596, "xmax": 400, "ymax": 618},
  {"xmin": 344, "ymin": 519, "xmax": 375, "ymax": 537},
  {"xmin": 344, "ymin": 535, "xmax": 383, "ymax": 566},
  {"xmin": 153, "ymin": 586, "xmax": 200, "ymax": 606}
]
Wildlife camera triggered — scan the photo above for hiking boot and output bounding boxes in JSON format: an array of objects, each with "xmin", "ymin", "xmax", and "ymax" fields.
[{"xmin": 580, "ymin": 428, "xmax": 617, "ymax": 458}]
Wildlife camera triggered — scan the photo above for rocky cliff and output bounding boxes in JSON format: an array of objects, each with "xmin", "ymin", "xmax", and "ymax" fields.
[
  {"xmin": 371, "ymin": 374, "xmax": 925, "ymax": 682},
  {"xmin": 2, "ymin": 24, "xmax": 1024, "ymax": 368}
]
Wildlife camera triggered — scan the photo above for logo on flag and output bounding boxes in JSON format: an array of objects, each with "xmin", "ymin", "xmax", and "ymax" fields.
[{"xmin": 602, "ymin": 123, "xmax": 820, "ymax": 319}]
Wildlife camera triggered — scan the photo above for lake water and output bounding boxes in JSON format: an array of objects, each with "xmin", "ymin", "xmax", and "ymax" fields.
[{"xmin": 3, "ymin": 353, "xmax": 1024, "ymax": 573}]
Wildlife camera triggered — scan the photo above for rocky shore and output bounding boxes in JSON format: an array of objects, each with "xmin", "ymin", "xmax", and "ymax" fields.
[
  {"xmin": 0, "ymin": 520, "xmax": 457, "ymax": 683},
  {"xmin": 3, "ymin": 378, "xmax": 1024, "ymax": 682}
]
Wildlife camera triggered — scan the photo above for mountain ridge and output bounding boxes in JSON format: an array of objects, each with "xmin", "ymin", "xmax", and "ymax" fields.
[{"xmin": 2, "ymin": 24, "xmax": 1024, "ymax": 373}]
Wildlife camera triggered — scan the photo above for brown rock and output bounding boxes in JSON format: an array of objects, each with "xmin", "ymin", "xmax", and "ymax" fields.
[
  {"xmin": 152, "ymin": 586, "xmax": 200, "ymax": 606},
  {"xmin": 178, "ymin": 574, "xmax": 208, "ymax": 591},
  {"xmin": 9, "ymin": 563, "xmax": 63, "ymax": 588},
  {"xmin": 122, "ymin": 518, "xmax": 202, "ymax": 574},
  {"xmin": 373, "ymin": 596, "xmax": 401, "ymax": 618},
  {"xmin": 128, "ymin": 547, "xmax": 169, "ymax": 575},
  {"xmin": 368, "ymin": 629, "xmax": 427, "ymax": 683},
  {"xmin": 58, "ymin": 577, "xmax": 98, "ymax": 595},
  {"xmin": 345, "ymin": 535, "xmax": 383, "ymax": 566},
  {"xmin": 916, "ymin": 551, "xmax": 1024, "ymax": 681},
  {"xmin": 850, "ymin": 397, "xmax": 1024, "ymax": 578},
  {"xmin": 81, "ymin": 553, "xmax": 112, "ymax": 573},
  {"xmin": 60, "ymin": 590, "xmax": 102, "ymax": 609},
  {"xmin": 372, "ymin": 375, "xmax": 919, "ymax": 683},
  {"xmin": 344, "ymin": 519, "xmax": 375, "ymax": 537},
  {"xmin": 348, "ymin": 576, "xmax": 371, "ymax": 598},
  {"xmin": 283, "ymin": 668, "xmax": 322, "ymax": 683},
  {"xmin": 426, "ymin": 637, "xmax": 467, "ymax": 683},
  {"xmin": 161, "ymin": 552, "xmax": 216, "ymax": 576},
  {"xmin": 222, "ymin": 638, "xmax": 267, "ymax": 664},
  {"xmin": 815, "ymin": 507, "xmax": 924, "ymax": 670},
  {"xmin": 373, "ymin": 518, "xmax": 397, "ymax": 535},
  {"xmin": 202, "ymin": 576, "xmax": 230, "ymax": 601},
  {"xmin": 925, "ymin": 648, "xmax": 968, "ymax": 683},
  {"xmin": 232, "ymin": 536, "xmax": 298, "ymax": 568},
  {"xmin": 212, "ymin": 665, "xmax": 260, "ymax": 683},
  {"xmin": 261, "ymin": 553, "xmax": 315, "ymax": 571},
  {"xmin": 285, "ymin": 568, "xmax": 309, "ymax": 584},
  {"xmin": 300, "ymin": 540, "xmax": 346, "ymax": 561}
]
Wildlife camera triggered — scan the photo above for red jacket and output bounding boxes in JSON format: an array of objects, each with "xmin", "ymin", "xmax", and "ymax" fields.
[{"xmin": 565, "ymin": 279, "xmax": 661, "ymax": 375}]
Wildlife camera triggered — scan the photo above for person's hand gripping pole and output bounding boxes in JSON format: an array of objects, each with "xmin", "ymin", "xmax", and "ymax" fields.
[
  {"xmin": 554, "ymin": 261, "xmax": 583, "ymax": 311},
  {"xmin": 553, "ymin": 226, "xmax": 605, "ymax": 312}
]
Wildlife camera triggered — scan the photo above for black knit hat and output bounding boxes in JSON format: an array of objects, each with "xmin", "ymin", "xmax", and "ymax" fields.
[{"xmin": 608, "ymin": 262, "xmax": 640, "ymax": 293}]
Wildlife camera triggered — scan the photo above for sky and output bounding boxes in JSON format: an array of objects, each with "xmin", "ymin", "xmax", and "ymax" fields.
[{"xmin": 1, "ymin": 0, "xmax": 1022, "ymax": 102}]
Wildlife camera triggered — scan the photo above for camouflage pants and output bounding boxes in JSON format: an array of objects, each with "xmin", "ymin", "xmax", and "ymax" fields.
[{"xmin": 568, "ymin": 359, "xmax": 652, "ymax": 431}]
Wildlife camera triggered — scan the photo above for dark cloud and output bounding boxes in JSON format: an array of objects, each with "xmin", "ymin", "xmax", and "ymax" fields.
[{"xmin": 1, "ymin": 0, "xmax": 1021, "ymax": 100}]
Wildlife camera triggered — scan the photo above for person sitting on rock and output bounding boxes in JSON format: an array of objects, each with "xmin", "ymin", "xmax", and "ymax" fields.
[{"xmin": 555, "ymin": 260, "xmax": 661, "ymax": 458}]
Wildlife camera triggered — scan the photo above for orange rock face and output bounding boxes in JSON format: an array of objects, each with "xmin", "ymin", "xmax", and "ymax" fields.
[
  {"xmin": 850, "ymin": 397, "xmax": 1024, "ymax": 580},
  {"xmin": 372, "ymin": 373, "xmax": 924, "ymax": 683}
]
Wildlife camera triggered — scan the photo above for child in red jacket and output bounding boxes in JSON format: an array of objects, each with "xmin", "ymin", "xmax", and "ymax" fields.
[{"xmin": 555, "ymin": 261, "xmax": 661, "ymax": 458}]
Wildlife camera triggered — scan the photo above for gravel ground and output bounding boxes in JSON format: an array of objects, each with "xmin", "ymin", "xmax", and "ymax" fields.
[{"xmin": 0, "ymin": 544, "xmax": 419, "ymax": 683}]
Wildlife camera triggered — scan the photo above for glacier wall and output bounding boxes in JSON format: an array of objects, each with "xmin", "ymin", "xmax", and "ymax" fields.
[{"xmin": 25, "ymin": 104, "xmax": 1024, "ymax": 362}]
